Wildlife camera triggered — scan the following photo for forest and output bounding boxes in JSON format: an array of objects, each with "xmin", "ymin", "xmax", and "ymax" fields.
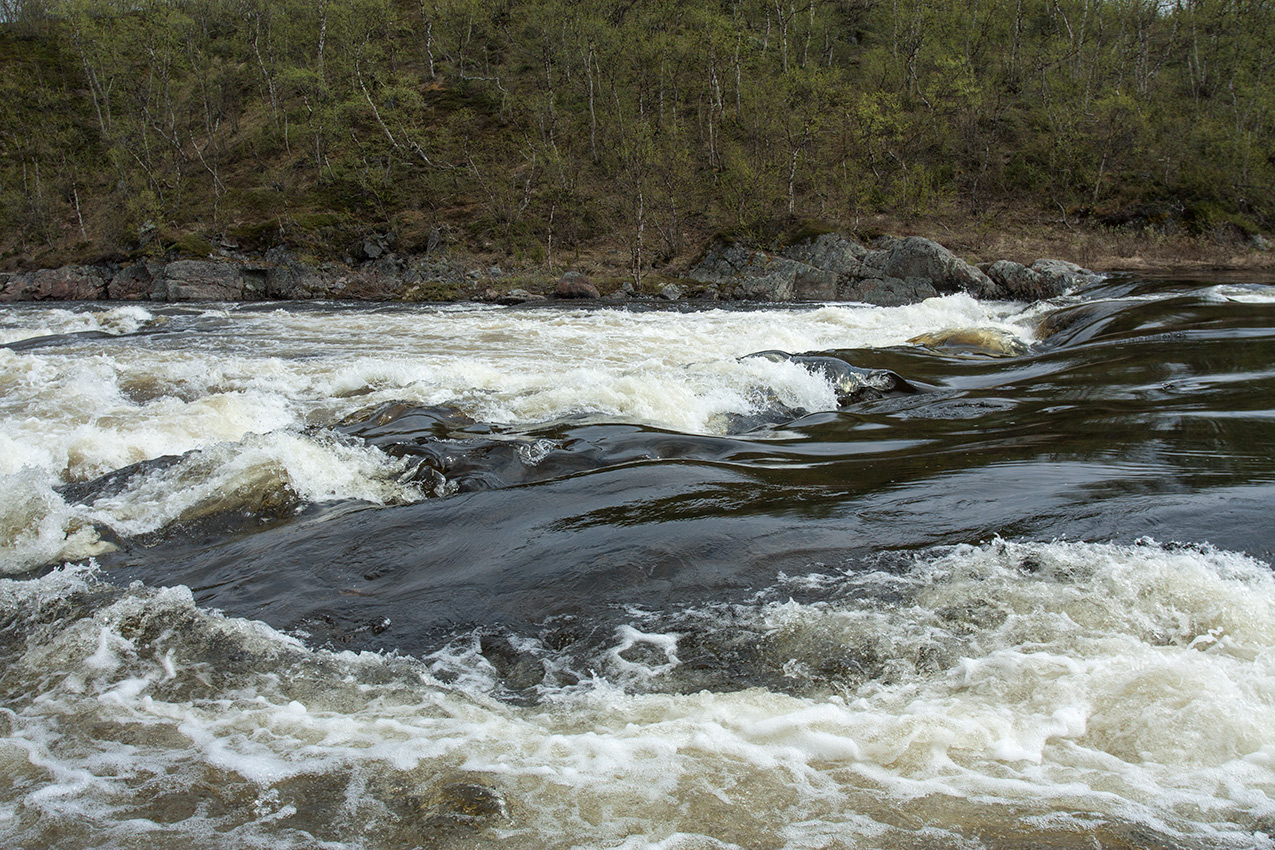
[{"xmin": 0, "ymin": 0, "xmax": 1272, "ymax": 277}]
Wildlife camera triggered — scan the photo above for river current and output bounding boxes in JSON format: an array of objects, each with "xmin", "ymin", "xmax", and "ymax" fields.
[{"xmin": 3, "ymin": 273, "xmax": 1275, "ymax": 849}]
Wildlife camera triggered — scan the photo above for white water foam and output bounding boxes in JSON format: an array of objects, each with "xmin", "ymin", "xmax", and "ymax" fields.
[
  {"xmin": 3, "ymin": 540, "xmax": 1273, "ymax": 849},
  {"xmin": 0, "ymin": 298, "xmax": 1038, "ymax": 571},
  {"xmin": 1208, "ymin": 283, "xmax": 1275, "ymax": 304},
  {"xmin": 0, "ymin": 304, "xmax": 156, "ymax": 345}
]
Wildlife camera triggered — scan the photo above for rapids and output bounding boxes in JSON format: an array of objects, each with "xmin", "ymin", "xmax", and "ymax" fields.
[{"xmin": 3, "ymin": 273, "xmax": 1275, "ymax": 849}]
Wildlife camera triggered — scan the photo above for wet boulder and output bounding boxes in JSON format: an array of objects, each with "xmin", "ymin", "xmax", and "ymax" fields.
[
  {"xmin": 555, "ymin": 271, "xmax": 600, "ymax": 299},
  {"xmin": 861, "ymin": 236, "xmax": 1001, "ymax": 299},
  {"xmin": 1030, "ymin": 258, "xmax": 1103, "ymax": 293},
  {"xmin": 688, "ymin": 238, "xmax": 836, "ymax": 301},
  {"xmin": 981, "ymin": 257, "xmax": 1105, "ymax": 301},
  {"xmin": 982, "ymin": 260, "xmax": 1053, "ymax": 301},
  {"xmin": 840, "ymin": 275, "xmax": 939, "ymax": 307}
]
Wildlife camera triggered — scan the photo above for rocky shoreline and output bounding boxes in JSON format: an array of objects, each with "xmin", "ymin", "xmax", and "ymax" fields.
[{"xmin": 0, "ymin": 232, "xmax": 1103, "ymax": 306}]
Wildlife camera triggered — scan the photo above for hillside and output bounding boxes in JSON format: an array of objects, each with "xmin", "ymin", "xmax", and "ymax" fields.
[{"xmin": 1, "ymin": 0, "xmax": 1273, "ymax": 281}]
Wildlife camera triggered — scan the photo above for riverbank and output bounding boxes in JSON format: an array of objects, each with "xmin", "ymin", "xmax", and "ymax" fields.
[{"xmin": 3, "ymin": 215, "xmax": 1273, "ymax": 305}]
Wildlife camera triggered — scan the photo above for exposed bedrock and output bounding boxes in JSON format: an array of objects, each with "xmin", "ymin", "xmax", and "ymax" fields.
[
  {"xmin": 686, "ymin": 231, "xmax": 1100, "ymax": 305},
  {"xmin": 1, "ymin": 231, "xmax": 1102, "ymax": 304}
]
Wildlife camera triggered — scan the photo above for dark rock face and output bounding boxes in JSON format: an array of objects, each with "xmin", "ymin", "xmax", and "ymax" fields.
[
  {"xmin": 1030, "ymin": 258, "xmax": 1103, "ymax": 294},
  {"xmin": 840, "ymin": 275, "xmax": 939, "ymax": 307},
  {"xmin": 556, "ymin": 271, "xmax": 600, "ymax": 299},
  {"xmin": 689, "ymin": 232, "xmax": 1038, "ymax": 305},
  {"xmin": 107, "ymin": 263, "xmax": 159, "ymax": 300},
  {"xmin": 781, "ymin": 232, "xmax": 868, "ymax": 275},
  {"xmin": 984, "ymin": 260, "xmax": 1048, "ymax": 300},
  {"xmin": 982, "ymin": 258, "xmax": 1099, "ymax": 300},
  {"xmin": 152, "ymin": 260, "xmax": 246, "ymax": 302},
  {"xmin": 263, "ymin": 249, "xmax": 327, "ymax": 299},
  {"xmin": 0, "ymin": 266, "xmax": 108, "ymax": 301},
  {"xmin": 861, "ymin": 236, "xmax": 1001, "ymax": 298},
  {"xmin": 688, "ymin": 239, "xmax": 836, "ymax": 301},
  {"xmin": 0, "ymin": 229, "xmax": 1104, "ymax": 305}
]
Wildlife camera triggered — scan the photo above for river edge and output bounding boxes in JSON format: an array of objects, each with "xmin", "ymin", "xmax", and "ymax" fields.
[{"xmin": 3, "ymin": 222, "xmax": 1274, "ymax": 306}]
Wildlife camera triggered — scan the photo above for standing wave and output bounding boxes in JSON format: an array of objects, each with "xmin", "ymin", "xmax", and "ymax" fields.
[{"xmin": 3, "ymin": 539, "xmax": 1274, "ymax": 849}]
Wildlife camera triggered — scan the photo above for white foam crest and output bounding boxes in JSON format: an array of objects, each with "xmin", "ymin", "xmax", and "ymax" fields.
[
  {"xmin": 1, "ymin": 425, "xmax": 421, "ymax": 571},
  {"xmin": 1208, "ymin": 283, "xmax": 1275, "ymax": 304},
  {"xmin": 84, "ymin": 430, "xmax": 422, "ymax": 537},
  {"xmin": 5, "ymin": 542, "xmax": 1275, "ymax": 848},
  {"xmin": 0, "ymin": 304, "xmax": 155, "ymax": 344},
  {"xmin": 1, "ymin": 297, "xmax": 1043, "ymax": 492},
  {"xmin": 742, "ymin": 541, "xmax": 1275, "ymax": 801},
  {"xmin": 0, "ymin": 348, "xmax": 301, "ymax": 481},
  {"xmin": 0, "ymin": 469, "xmax": 113, "ymax": 575}
]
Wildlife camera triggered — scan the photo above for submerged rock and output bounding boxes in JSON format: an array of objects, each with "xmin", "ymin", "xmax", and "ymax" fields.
[
  {"xmin": 420, "ymin": 780, "xmax": 509, "ymax": 829},
  {"xmin": 909, "ymin": 327, "xmax": 1030, "ymax": 357}
]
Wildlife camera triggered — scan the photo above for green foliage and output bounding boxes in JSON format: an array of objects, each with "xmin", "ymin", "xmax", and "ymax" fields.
[{"xmin": 1, "ymin": 0, "xmax": 1272, "ymax": 269}]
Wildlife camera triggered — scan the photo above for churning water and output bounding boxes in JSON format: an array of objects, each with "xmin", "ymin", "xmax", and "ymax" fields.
[{"xmin": 4, "ymin": 274, "xmax": 1275, "ymax": 849}]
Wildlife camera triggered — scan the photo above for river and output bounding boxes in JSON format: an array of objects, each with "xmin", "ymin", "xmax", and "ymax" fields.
[{"xmin": 3, "ymin": 272, "xmax": 1275, "ymax": 849}]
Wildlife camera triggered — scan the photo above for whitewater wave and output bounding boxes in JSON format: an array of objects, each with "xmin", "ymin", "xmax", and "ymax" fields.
[{"xmin": 3, "ymin": 540, "xmax": 1273, "ymax": 849}]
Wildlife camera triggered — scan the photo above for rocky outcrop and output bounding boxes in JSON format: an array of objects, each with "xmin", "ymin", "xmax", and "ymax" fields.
[
  {"xmin": 689, "ymin": 233, "xmax": 996, "ymax": 304},
  {"xmin": 860, "ymin": 236, "xmax": 1001, "ymax": 298},
  {"xmin": 1028, "ymin": 258, "xmax": 1103, "ymax": 294},
  {"xmin": 0, "ymin": 230, "xmax": 1106, "ymax": 305},
  {"xmin": 841, "ymin": 276, "xmax": 939, "ymax": 306},
  {"xmin": 260, "ymin": 249, "xmax": 327, "ymax": 299},
  {"xmin": 687, "ymin": 231, "xmax": 1107, "ymax": 305},
  {"xmin": 107, "ymin": 262, "xmax": 160, "ymax": 300},
  {"xmin": 981, "ymin": 258, "xmax": 1104, "ymax": 301},
  {"xmin": 687, "ymin": 239, "xmax": 838, "ymax": 301},
  {"xmin": 780, "ymin": 232, "xmax": 869, "ymax": 275},
  {"xmin": 0, "ymin": 266, "xmax": 108, "ymax": 301},
  {"xmin": 151, "ymin": 260, "xmax": 247, "ymax": 302}
]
